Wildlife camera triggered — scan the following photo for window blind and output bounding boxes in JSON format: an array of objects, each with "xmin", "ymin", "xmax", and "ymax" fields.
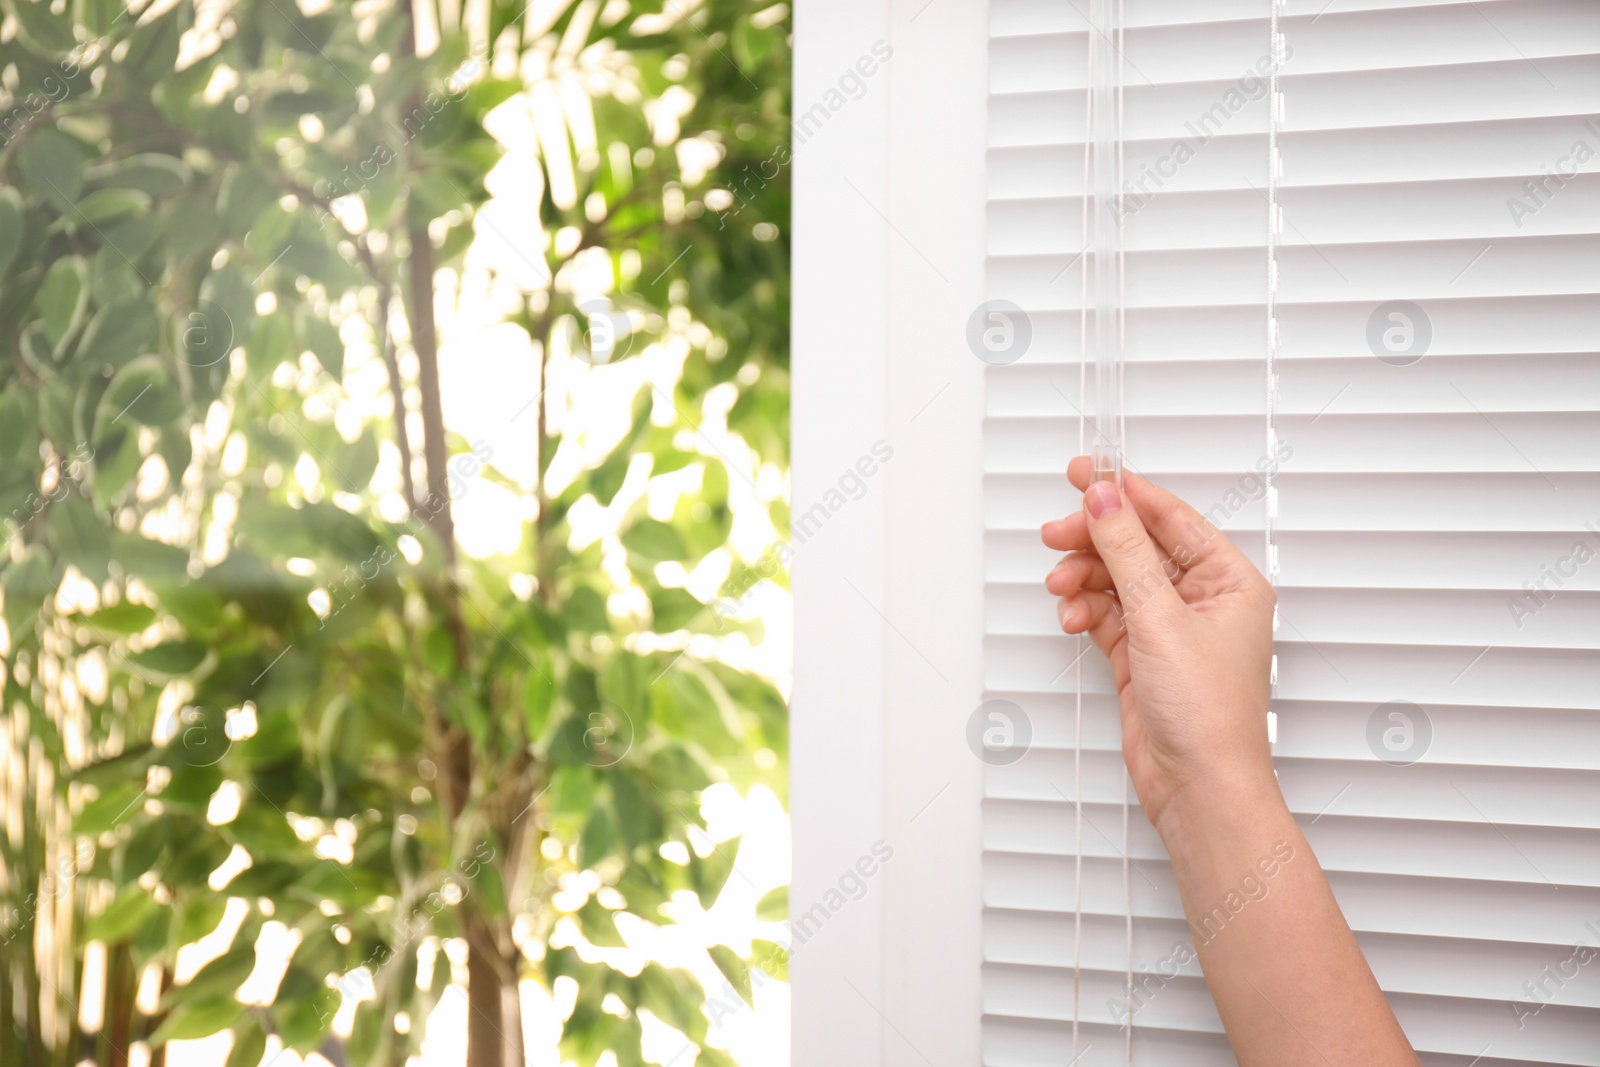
[{"xmin": 981, "ymin": 2, "xmax": 1600, "ymax": 1065}]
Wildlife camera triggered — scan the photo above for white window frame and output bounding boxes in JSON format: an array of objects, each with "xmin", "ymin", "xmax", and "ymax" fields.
[{"xmin": 792, "ymin": 2, "xmax": 989, "ymax": 1064}]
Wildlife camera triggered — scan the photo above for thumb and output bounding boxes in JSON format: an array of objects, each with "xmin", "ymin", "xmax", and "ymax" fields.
[{"xmin": 1083, "ymin": 479, "xmax": 1184, "ymax": 631}]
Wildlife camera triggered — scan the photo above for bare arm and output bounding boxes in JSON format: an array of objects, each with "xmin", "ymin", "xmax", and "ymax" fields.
[{"xmin": 1041, "ymin": 457, "xmax": 1418, "ymax": 1067}]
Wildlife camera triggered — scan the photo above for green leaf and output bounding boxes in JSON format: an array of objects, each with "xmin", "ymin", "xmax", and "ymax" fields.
[
  {"xmin": 34, "ymin": 255, "xmax": 87, "ymax": 351},
  {"xmin": 0, "ymin": 391, "xmax": 35, "ymax": 461},
  {"xmin": 755, "ymin": 885, "xmax": 787, "ymax": 922},
  {"xmin": 224, "ymin": 860, "xmax": 298, "ymax": 898},
  {"xmin": 300, "ymin": 500, "xmax": 385, "ymax": 562},
  {"xmin": 346, "ymin": 1003, "xmax": 385, "ymax": 1066},
  {"xmin": 598, "ymin": 652, "xmax": 648, "ymax": 722},
  {"xmin": 299, "ymin": 310, "xmax": 345, "ymax": 376},
  {"xmin": 173, "ymin": 894, "xmax": 229, "ymax": 946},
  {"xmin": 706, "ymin": 662, "xmax": 787, "ymax": 759},
  {"xmin": 610, "ymin": 770, "xmax": 656, "ymax": 849},
  {"xmin": 333, "ymin": 432, "xmax": 380, "ymax": 493},
  {"xmin": 74, "ymin": 746, "xmax": 156, "ymax": 790},
  {"xmin": 88, "ymin": 432, "xmax": 140, "ymax": 509},
  {"xmin": 120, "ymin": 9, "xmax": 181, "ymax": 91},
  {"xmin": 164, "ymin": 946, "xmax": 256, "ymax": 1008},
  {"xmin": 51, "ymin": 492, "xmax": 112, "ymax": 583},
  {"xmin": 75, "ymin": 188, "xmax": 153, "ymax": 227},
  {"xmin": 83, "ymin": 600, "xmax": 157, "ymax": 634},
  {"xmin": 633, "ymin": 964, "xmax": 707, "ymax": 1040},
  {"xmin": 689, "ymin": 837, "xmax": 740, "ymax": 910},
  {"xmin": 224, "ymin": 1017, "xmax": 268, "ymax": 1067},
  {"xmin": 166, "ymin": 833, "xmax": 232, "ymax": 889},
  {"xmin": 101, "ymin": 358, "xmax": 184, "ymax": 428},
  {"xmin": 524, "ymin": 667, "xmax": 557, "ymax": 741},
  {"xmin": 128, "ymin": 640, "xmax": 208, "ymax": 675},
  {"xmin": 241, "ymin": 709, "xmax": 301, "ymax": 768},
  {"xmin": 246, "ymin": 310, "xmax": 292, "ymax": 379},
  {"xmin": 2, "ymin": 0, "xmax": 78, "ymax": 52},
  {"xmin": 111, "ymin": 533, "xmax": 190, "ymax": 583},
  {"xmin": 694, "ymin": 1042, "xmax": 741, "ymax": 1067},
  {"xmin": 218, "ymin": 165, "xmax": 279, "ymax": 239},
  {"xmin": 588, "ymin": 451, "xmax": 630, "ymax": 506},
  {"xmin": 97, "ymin": 211, "xmax": 162, "ymax": 262},
  {"xmin": 159, "ymin": 425, "xmax": 195, "ymax": 483},
  {"xmin": 86, "ymin": 885, "xmax": 157, "ymax": 942},
  {"xmin": 732, "ymin": 18, "xmax": 777, "ymax": 71},
  {"xmin": 577, "ymin": 898, "xmax": 626, "ymax": 947},
  {"xmin": 578, "ymin": 800, "xmax": 616, "ymax": 868},
  {"xmin": 620, "ymin": 517, "xmax": 688, "ymax": 561},
  {"xmin": 652, "ymin": 669, "xmax": 740, "ymax": 757},
  {"xmin": 275, "ymin": 978, "xmax": 338, "ymax": 1051},
  {"xmin": 708, "ymin": 944, "xmax": 752, "ymax": 1007},
  {"xmin": 751, "ymin": 939, "xmax": 788, "ymax": 982},
  {"xmin": 131, "ymin": 899, "xmax": 174, "ymax": 964},
  {"xmin": 649, "ymin": 586, "xmax": 703, "ymax": 632},
  {"xmin": 17, "ymin": 128, "xmax": 84, "ymax": 212},
  {"xmin": 121, "ymin": 817, "xmax": 170, "ymax": 881},
  {"xmin": 200, "ymin": 261, "xmax": 257, "ymax": 346},
  {"xmin": 85, "ymin": 153, "xmax": 191, "ymax": 198},
  {"xmin": 0, "ymin": 187, "xmax": 24, "ymax": 277},
  {"xmin": 149, "ymin": 994, "xmax": 243, "ymax": 1045},
  {"xmin": 564, "ymin": 586, "xmax": 609, "ymax": 632},
  {"xmin": 76, "ymin": 781, "xmax": 145, "ymax": 835},
  {"xmin": 547, "ymin": 763, "xmax": 596, "ymax": 819},
  {"xmin": 161, "ymin": 761, "xmax": 223, "ymax": 808},
  {"xmin": 78, "ymin": 295, "xmax": 159, "ymax": 371},
  {"xmin": 18, "ymin": 322, "xmax": 56, "ymax": 380},
  {"xmin": 646, "ymin": 743, "xmax": 714, "ymax": 798}
]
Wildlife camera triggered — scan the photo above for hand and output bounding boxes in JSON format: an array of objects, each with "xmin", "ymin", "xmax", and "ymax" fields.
[{"xmin": 1041, "ymin": 457, "xmax": 1279, "ymax": 835}]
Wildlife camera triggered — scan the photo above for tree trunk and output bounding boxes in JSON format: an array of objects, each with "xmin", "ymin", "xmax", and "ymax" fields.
[
  {"xmin": 104, "ymin": 943, "xmax": 134, "ymax": 1067},
  {"xmin": 394, "ymin": 9, "xmax": 522, "ymax": 1064},
  {"xmin": 465, "ymin": 918, "xmax": 521, "ymax": 1067},
  {"xmin": 401, "ymin": 148, "xmax": 513, "ymax": 1067}
]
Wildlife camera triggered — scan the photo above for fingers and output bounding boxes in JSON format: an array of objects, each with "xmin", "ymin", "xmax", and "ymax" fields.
[
  {"xmin": 1123, "ymin": 469, "xmax": 1246, "ymax": 574},
  {"xmin": 1081, "ymin": 478, "xmax": 1186, "ymax": 630},
  {"xmin": 1057, "ymin": 590, "xmax": 1133, "ymax": 688},
  {"xmin": 1057, "ymin": 588, "xmax": 1120, "ymax": 636},
  {"xmin": 1041, "ymin": 511, "xmax": 1090, "ymax": 552},
  {"xmin": 1065, "ymin": 458, "xmax": 1236, "ymax": 570},
  {"xmin": 1045, "ymin": 552, "xmax": 1113, "ymax": 597}
]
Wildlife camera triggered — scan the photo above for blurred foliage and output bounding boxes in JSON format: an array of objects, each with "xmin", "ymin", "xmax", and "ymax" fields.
[{"xmin": 0, "ymin": 0, "xmax": 791, "ymax": 1065}]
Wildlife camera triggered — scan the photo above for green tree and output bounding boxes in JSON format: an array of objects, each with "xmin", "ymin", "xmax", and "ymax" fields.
[{"xmin": 0, "ymin": 1, "xmax": 790, "ymax": 1065}]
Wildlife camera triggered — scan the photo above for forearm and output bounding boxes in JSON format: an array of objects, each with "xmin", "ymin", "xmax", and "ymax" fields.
[{"xmin": 1156, "ymin": 774, "xmax": 1419, "ymax": 1067}]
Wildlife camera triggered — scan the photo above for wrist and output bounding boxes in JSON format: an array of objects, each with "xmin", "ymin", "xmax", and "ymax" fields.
[{"xmin": 1152, "ymin": 765, "xmax": 1289, "ymax": 854}]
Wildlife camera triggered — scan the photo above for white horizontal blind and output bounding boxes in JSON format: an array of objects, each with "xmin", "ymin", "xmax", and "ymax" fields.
[{"xmin": 981, "ymin": 2, "xmax": 1600, "ymax": 1065}]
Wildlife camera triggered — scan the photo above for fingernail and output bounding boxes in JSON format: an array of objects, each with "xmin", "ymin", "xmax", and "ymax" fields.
[
  {"xmin": 1084, "ymin": 480, "xmax": 1121, "ymax": 519},
  {"xmin": 1058, "ymin": 598, "xmax": 1081, "ymax": 630}
]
